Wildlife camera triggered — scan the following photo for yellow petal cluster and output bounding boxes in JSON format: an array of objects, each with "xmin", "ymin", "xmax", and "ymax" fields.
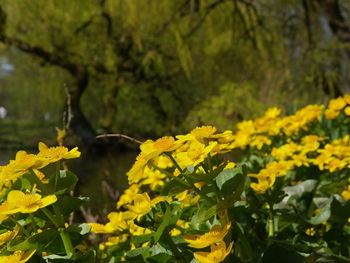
[
  {"xmin": 184, "ymin": 222, "xmax": 231, "ymax": 249},
  {"xmin": 194, "ymin": 241, "xmax": 233, "ymax": 263},
  {"xmin": 0, "ymin": 190, "xmax": 57, "ymax": 215},
  {"xmin": 0, "ymin": 250, "xmax": 36, "ymax": 263},
  {"xmin": 0, "ymin": 143, "xmax": 80, "ymax": 193}
]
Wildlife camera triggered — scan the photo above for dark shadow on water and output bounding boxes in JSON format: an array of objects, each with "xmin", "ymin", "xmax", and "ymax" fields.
[{"xmin": 69, "ymin": 146, "xmax": 138, "ymax": 218}]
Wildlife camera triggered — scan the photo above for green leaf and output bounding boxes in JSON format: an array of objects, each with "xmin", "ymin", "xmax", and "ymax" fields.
[
  {"xmin": 126, "ymin": 246, "xmax": 150, "ymax": 258},
  {"xmin": 146, "ymin": 253, "xmax": 173, "ymax": 263},
  {"xmin": 192, "ymin": 205, "xmax": 217, "ymax": 223},
  {"xmin": 66, "ymin": 223, "xmax": 91, "ymax": 235},
  {"xmin": 153, "ymin": 206, "xmax": 172, "ymax": 244},
  {"xmin": 55, "ymin": 196, "xmax": 89, "ymax": 216},
  {"xmin": 216, "ymin": 167, "xmax": 242, "ymax": 189},
  {"xmin": 131, "ymin": 233, "xmax": 154, "ymax": 244},
  {"xmin": 309, "ymin": 197, "xmax": 333, "ymax": 225},
  {"xmin": 8, "ymin": 229, "xmax": 60, "ymax": 251},
  {"xmin": 160, "ymin": 180, "xmax": 188, "ymax": 196},
  {"xmin": 153, "ymin": 204, "xmax": 181, "ymax": 243},
  {"xmin": 319, "ymin": 177, "xmax": 349, "ymax": 195},
  {"xmin": 186, "ymin": 162, "xmax": 226, "ymax": 184},
  {"xmin": 233, "ymin": 222, "xmax": 254, "ymax": 260},
  {"xmin": 55, "ymin": 170, "xmax": 78, "ymax": 194}
]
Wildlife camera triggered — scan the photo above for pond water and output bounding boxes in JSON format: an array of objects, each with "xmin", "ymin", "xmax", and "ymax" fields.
[{"xmin": 0, "ymin": 147, "xmax": 138, "ymax": 219}]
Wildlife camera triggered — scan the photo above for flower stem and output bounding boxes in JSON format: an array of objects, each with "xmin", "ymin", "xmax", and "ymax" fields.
[
  {"xmin": 29, "ymin": 213, "xmax": 37, "ymax": 232},
  {"xmin": 164, "ymin": 232, "xmax": 187, "ymax": 263},
  {"xmin": 60, "ymin": 229, "xmax": 75, "ymax": 256},
  {"xmin": 268, "ymin": 205, "xmax": 275, "ymax": 237},
  {"xmin": 164, "ymin": 153, "xmax": 183, "ymax": 173},
  {"xmin": 41, "ymin": 207, "xmax": 59, "ymax": 227}
]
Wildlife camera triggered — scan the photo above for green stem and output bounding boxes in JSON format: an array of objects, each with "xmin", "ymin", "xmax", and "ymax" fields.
[
  {"xmin": 207, "ymin": 153, "xmax": 212, "ymax": 172},
  {"xmin": 152, "ymin": 165, "xmax": 190, "ymax": 188},
  {"xmin": 214, "ymin": 182, "xmax": 223, "ymax": 201},
  {"xmin": 268, "ymin": 205, "xmax": 275, "ymax": 238},
  {"xmin": 55, "ymin": 162, "xmax": 60, "ymax": 190},
  {"xmin": 164, "ymin": 153, "xmax": 183, "ymax": 173},
  {"xmin": 41, "ymin": 207, "xmax": 59, "ymax": 227},
  {"xmin": 60, "ymin": 229, "xmax": 75, "ymax": 256},
  {"xmin": 153, "ymin": 165, "xmax": 215, "ymax": 205},
  {"xmin": 164, "ymin": 232, "xmax": 187, "ymax": 263},
  {"xmin": 29, "ymin": 213, "xmax": 38, "ymax": 233}
]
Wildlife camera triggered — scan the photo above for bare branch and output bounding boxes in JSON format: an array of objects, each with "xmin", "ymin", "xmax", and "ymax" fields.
[
  {"xmin": 96, "ymin": 133, "xmax": 143, "ymax": 144},
  {"xmin": 185, "ymin": 0, "xmax": 227, "ymax": 38}
]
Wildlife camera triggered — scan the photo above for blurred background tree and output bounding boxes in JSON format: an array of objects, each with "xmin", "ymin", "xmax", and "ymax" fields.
[{"xmin": 0, "ymin": 0, "xmax": 349, "ymax": 145}]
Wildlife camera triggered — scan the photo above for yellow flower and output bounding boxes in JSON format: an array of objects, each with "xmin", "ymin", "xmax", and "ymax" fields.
[
  {"xmin": 105, "ymin": 234, "xmax": 129, "ymax": 246},
  {"xmin": 264, "ymin": 107, "xmax": 281, "ymax": 119},
  {"xmin": 141, "ymin": 167, "xmax": 166, "ymax": 190},
  {"xmin": 326, "ymin": 157, "xmax": 347, "ymax": 172},
  {"xmin": 0, "ymin": 249, "xmax": 36, "ymax": 263},
  {"xmin": 311, "ymin": 153, "xmax": 332, "ymax": 170},
  {"xmin": 117, "ymin": 184, "xmax": 140, "ymax": 208},
  {"xmin": 341, "ymin": 186, "xmax": 350, "ymax": 201},
  {"xmin": 0, "ymin": 190, "xmax": 57, "ymax": 215},
  {"xmin": 0, "ymin": 151, "xmax": 44, "ymax": 192},
  {"xmin": 291, "ymin": 153, "xmax": 309, "ymax": 167},
  {"xmin": 184, "ymin": 222, "xmax": 231, "ymax": 249},
  {"xmin": 328, "ymin": 97, "xmax": 346, "ymax": 111},
  {"xmin": 249, "ymin": 169, "xmax": 277, "ymax": 194},
  {"xmin": 128, "ymin": 137, "xmax": 181, "ymax": 184},
  {"xmin": 170, "ymin": 219, "xmax": 190, "ymax": 236},
  {"xmin": 194, "ymin": 241, "xmax": 233, "ymax": 263},
  {"xmin": 141, "ymin": 136, "xmax": 178, "ymax": 154},
  {"xmin": 56, "ymin": 128, "xmax": 66, "ymax": 145},
  {"xmin": 106, "ymin": 211, "xmax": 136, "ymax": 231},
  {"xmin": 305, "ymin": 227, "xmax": 315, "ymax": 236},
  {"xmin": 174, "ymin": 190, "xmax": 200, "ymax": 207},
  {"xmin": 224, "ymin": 162, "xmax": 236, "ymax": 169},
  {"xmin": 265, "ymin": 161, "xmax": 293, "ymax": 177},
  {"xmin": 250, "ymin": 177, "xmax": 275, "ymax": 194},
  {"xmin": 250, "ymin": 135, "xmax": 271, "ymax": 150},
  {"xmin": 191, "ymin": 126, "xmax": 217, "ymax": 143},
  {"xmin": 37, "ymin": 142, "xmax": 80, "ymax": 167},
  {"xmin": 88, "ymin": 223, "xmax": 115, "ymax": 234},
  {"xmin": 344, "ymin": 106, "xmax": 350, "ymax": 116},
  {"xmin": 0, "ymin": 225, "xmax": 19, "ymax": 246},
  {"xmin": 324, "ymin": 108, "xmax": 339, "ymax": 120},
  {"xmin": 128, "ymin": 193, "xmax": 152, "ymax": 218}
]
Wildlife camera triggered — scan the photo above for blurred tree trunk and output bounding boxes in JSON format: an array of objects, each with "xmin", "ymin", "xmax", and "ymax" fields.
[{"xmin": 68, "ymin": 67, "xmax": 97, "ymax": 144}]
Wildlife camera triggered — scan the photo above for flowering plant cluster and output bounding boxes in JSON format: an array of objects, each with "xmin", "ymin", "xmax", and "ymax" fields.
[
  {"xmin": 0, "ymin": 143, "xmax": 94, "ymax": 262},
  {"xmin": 3, "ymin": 95, "xmax": 350, "ymax": 262},
  {"xmin": 91, "ymin": 94, "xmax": 350, "ymax": 262}
]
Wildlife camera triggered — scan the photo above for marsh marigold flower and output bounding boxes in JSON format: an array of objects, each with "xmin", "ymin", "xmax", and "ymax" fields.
[
  {"xmin": 194, "ymin": 241, "xmax": 233, "ymax": 263},
  {"xmin": 0, "ymin": 190, "xmax": 57, "ymax": 215},
  {"xmin": 0, "ymin": 249, "xmax": 36, "ymax": 263},
  {"xmin": 0, "ymin": 225, "xmax": 19, "ymax": 246},
  {"xmin": 127, "ymin": 193, "xmax": 163, "ymax": 219},
  {"xmin": 184, "ymin": 222, "xmax": 231, "ymax": 249},
  {"xmin": 36, "ymin": 142, "xmax": 80, "ymax": 167},
  {"xmin": 191, "ymin": 126, "xmax": 217, "ymax": 143}
]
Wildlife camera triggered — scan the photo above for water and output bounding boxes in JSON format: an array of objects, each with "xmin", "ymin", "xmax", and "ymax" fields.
[{"xmin": 0, "ymin": 147, "xmax": 138, "ymax": 218}]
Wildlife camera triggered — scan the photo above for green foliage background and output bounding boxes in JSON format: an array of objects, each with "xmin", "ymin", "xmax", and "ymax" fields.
[{"xmin": 0, "ymin": 0, "xmax": 349, "ymax": 140}]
